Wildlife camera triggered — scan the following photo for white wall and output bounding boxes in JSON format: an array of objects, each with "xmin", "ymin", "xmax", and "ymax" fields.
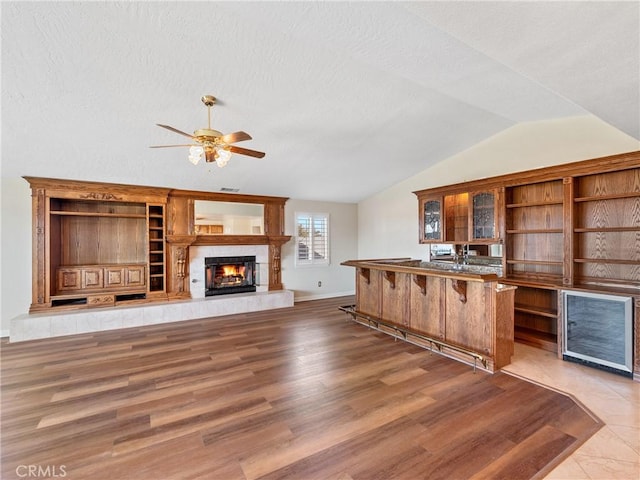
[
  {"xmin": 1, "ymin": 178, "xmax": 32, "ymax": 336},
  {"xmin": 281, "ymin": 199, "xmax": 358, "ymax": 301},
  {"xmin": 358, "ymin": 115, "xmax": 640, "ymax": 260},
  {"xmin": 2, "ymin": 115, "xmax": 638, "ymax": 335}
]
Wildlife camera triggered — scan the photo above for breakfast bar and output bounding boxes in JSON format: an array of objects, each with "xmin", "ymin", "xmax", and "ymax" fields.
[{"xmin": 341, "ymin": 258, "xmax": 517, "ymax": 372}]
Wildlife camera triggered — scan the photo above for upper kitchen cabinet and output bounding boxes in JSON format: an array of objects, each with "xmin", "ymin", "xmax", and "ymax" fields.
[
  {"xmin": 419, "ymin": 196, "xmax": 443, "ymax": 242},
  {"xmin": 470, "ymin": 190, "xmax": 501, "ymax": 242},
  {"xmin": 417, "ymin": 188, "xmax": 501, "ymax": 244},
  {"xmin": 444, "ymin": 192, "xmax": 469, "ymax": 243}
]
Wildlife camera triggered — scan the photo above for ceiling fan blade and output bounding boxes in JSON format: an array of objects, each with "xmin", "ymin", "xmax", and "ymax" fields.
[
  {"xmin": 149, "ymin": 144, "xmax": 197, "ymax": 148},
  {"xmin": 156, "ymin": 124, "xmax": 195, "ymax": 139},
  {"xmin": 221, "ymin": 131, "xmax": 252, "ymax": 144},
  {"xmin": 228, "ymin": 145, "xmax": 265, "ymax": 158}
]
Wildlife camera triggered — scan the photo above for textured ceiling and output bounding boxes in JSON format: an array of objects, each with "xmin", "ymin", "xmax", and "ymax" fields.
[{"xmin": 2, "ymin": 1, "xmax": 638, "ymax": 203}]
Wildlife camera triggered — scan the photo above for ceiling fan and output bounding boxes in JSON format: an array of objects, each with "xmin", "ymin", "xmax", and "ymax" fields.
[{"xmin": 150, "ymin": 95, "xmax": 265, "ymax": 167}]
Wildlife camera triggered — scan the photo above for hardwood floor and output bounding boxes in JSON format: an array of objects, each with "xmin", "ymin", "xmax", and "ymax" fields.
[{"xmin": 1, "ymin": 296, "xmax": 601, "ymax": 480}]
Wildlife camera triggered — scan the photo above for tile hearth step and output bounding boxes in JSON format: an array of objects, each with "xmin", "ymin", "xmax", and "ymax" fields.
[{"xmin": 10, "ymin": 291, "xmax": 294, "ymax": 342}]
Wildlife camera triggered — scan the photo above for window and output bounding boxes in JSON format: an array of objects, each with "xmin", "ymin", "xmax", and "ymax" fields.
[{"xmin": 295, "ymin": 212, "xmax": 330, "ymax": 266}]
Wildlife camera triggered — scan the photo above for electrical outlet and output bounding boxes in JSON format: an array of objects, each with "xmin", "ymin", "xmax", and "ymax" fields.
[{"xmin": 318, "ymin": 281, "xmax": 322, "ymax": 287}]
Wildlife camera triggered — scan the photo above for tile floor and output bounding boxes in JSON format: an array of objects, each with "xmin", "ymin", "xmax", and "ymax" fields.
[{"xmin": 503, "ymin": 344, "xmax": 640, "ymax": 479}]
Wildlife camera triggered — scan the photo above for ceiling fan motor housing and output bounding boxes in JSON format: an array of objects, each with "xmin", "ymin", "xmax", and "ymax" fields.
[{"xmin": 194, "ymin": 128, "xmax": 223, "ymax": 140}]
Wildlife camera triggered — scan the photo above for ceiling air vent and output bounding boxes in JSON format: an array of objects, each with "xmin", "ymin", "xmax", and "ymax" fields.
[{"xmin": 220, "ymin": 187, "xmax": 240, "ymax": 192}]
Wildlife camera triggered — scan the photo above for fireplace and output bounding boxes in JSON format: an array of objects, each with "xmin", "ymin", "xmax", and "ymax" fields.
[{"xmin": 205, "ymin": 256, "xmax": 256, "ymax": 296}]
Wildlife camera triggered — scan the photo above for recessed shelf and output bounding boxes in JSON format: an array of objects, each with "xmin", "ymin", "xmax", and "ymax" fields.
[
  {"xmin": 574, "ymin": 191, "xmax": 640, "ymax": 202},
  {"xmin": 507, "ymin": 229, "xmax": 563, "ymax": 234},
  {"xmin": 514, "ymin": 327, "xmax": 557, "ymax": 352},
  {"xmin": 507, "ymin": 259, "xmax": 563, "ymax": 266},
  {"xmin": 50, "ymin": 211, "xmax": 146, "ymax": 219},
  {"xmin": 514, "ymin": 304, "xmax": 557, "ymax": 318},
  {"xmin": 574, "ymin": 227, "xmax": 640, "ymax": 233},
  {"xmin": 506, "ymin": 200, "xmax": 563, "ymax": 208},
  {"xmin": 574, "ymin": 258, "xmax": 640, "ymax": 265}
]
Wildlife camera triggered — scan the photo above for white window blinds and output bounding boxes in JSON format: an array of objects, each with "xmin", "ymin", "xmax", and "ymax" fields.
[{"xmin": 295, "ymin": 212, "xmax": 330, "ymax": 266}]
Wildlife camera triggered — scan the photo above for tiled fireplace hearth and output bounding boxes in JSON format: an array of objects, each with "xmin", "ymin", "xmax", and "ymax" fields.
[{"xmin": 10, "ymin": 244, "xmax": 293, "ymax": 342}]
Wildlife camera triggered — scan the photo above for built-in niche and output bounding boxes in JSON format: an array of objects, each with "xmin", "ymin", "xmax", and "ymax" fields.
[{"xmin": 194, "ymin": 200, "xmax": 264, "ymax": 235}]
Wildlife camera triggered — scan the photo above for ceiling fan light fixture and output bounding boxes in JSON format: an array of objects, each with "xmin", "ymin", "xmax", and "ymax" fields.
[
  {"xmin": 216, "ymin": 148, "xmax": 231, "ymax": 168},
  {"xmin": 188, "ymin": 145, "xmax": 204, "ymax": 165}
]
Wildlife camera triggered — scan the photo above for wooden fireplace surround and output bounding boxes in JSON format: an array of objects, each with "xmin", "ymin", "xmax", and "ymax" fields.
[{"xmin": 25, "ymin": 177, "xmax": 291, "ymax": 312}]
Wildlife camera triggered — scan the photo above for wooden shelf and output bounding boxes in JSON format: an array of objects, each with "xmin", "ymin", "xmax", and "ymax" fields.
[
  {"xmin": 514, "ymin": 304, "xmax": 557, "ymax": 318},
  {"xmin": 506, "ymin": 200, "xmax": 563, "ymax": 208},
  {"xmin": 50, "ymin": 211, "xmax": 146, "ymax": 219},
  {"xmin": 507, "ymin": 259, "xmax": 563, "ymax": 266},
  {"xmin": 574, "ymin": 191, "xmax": 640, "ymax": 202},
  {"xmin": 502, "ymin": 278, "xmax": 562, "ymax": 289},
  {"xmin": 569, "ymin": 282, "xmax": 640, "ymax": 296},
  {"xmin": 507, "ymin": 229, "xmax": 563, "ymax": 234},
  {"xmin": 514, "ymin": 327, "xmax": 557, "ymax": 352},
  {"xmin": 574, "ymin": 258, "xmax": 640, "ymax": 265},
  {"xmin": 574, "ymin": 227, "xmax": 640, "ymax": 233}
]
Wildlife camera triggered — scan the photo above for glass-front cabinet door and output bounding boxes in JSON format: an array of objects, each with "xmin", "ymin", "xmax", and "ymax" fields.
[
  {"xmin": 421, "ymin": 197, "xmax": 443, "ymax": 242},
  {"xmin": 470, "ymin": 190, "xmax": 497, "ymax": 241}
]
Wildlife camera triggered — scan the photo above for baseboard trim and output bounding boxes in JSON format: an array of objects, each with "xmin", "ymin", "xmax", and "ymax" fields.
[{"xmin": 294, "ymin": 291, "xmax": 355, "ymax": 302}]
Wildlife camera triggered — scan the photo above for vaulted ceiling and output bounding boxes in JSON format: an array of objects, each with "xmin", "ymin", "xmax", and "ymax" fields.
[{"xmin": 2, "ymin": 1, "xmax": 638, "ymax": 203}]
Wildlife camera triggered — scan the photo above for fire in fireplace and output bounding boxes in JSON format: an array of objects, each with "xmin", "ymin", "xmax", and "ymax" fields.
[{"xmin": 204, "ymin": 256, "xmax": 256, "ymax": 296}]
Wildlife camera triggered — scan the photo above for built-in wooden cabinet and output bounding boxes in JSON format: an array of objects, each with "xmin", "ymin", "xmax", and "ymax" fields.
[
  {"xmin": 26, "ymin": 178, "xmax": 170, "ymax": 311},
  {"xmin": 57, "ymin": 264, "xmax": 146, "ymax": 292},
  {"xmin": 26, "ymin": 177, "xmax": 291, "ymax": 312},
  {"xmin": 505, "ymin": 180, "xmax": 564, "ymax": 285},
  {"xmin": 420, "ymin": 197, "xmax": 443, "ymax": 242},
  {"xmin": 470, "ymin": 191, "xmax": 498, "ymax": 241},
  {"xmin": 512, "ymin": 285, "xmax": 558, "ymax": 352},
  {"xmin": 571, "ymin": 169, "xmax": 640, "ymax": 291},
  {"xmin": 419, "ymin": 189, "xmax": 500, "ymax": 244},
  {"xmin": 444, "ymin": 193, "xmax": 469, "ymax": 243},
  {"xmin": 414, "ymin": 150, "xmax": 640, "ymax": 378}
]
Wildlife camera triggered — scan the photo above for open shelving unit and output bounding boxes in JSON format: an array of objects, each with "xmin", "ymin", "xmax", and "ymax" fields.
[
  {"xmin": 571, "ymin": 169, "xmax": 640, "ymax": 292},
  {"xmin": 25, "ymin": 177, "xmax": 171, "ymax": 312},
  {"xmin": 48, "ymin": 199, "xmax": 149, "ymax": 308},
  {"xmin": 147, "ymin": 204, "xmax": 166, "ymax": 294},
  {"xmin": 504, "ymin": 180, "xmax": 564, "ymax": 350}
]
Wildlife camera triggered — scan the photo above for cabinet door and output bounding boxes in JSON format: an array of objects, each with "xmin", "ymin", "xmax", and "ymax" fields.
[
  {"xmin": 104, "ymin": 267, "xmax": 125, "ymax": 287},
  {"xmin": 470, "ymin": 190, "xmax": 497, "ymax": 241},
  {"xmin": 125, "ymin": 265, "xmax": 146, "ymax": 287},
  {"xmin": 81, "ymin": 268, "xmax": 103, "ymax": 290},
  {"xmin": 420, "ymin": 197, "xmax": 443, "ymax": 242},
  {"xmin": 57, "ymin": 268, "xmax": 82, "ymax": 292}
]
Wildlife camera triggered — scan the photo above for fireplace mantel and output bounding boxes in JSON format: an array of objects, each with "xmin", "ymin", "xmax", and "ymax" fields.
[
  {"xmin": 165, "ymin": 234, "xmax": 291, "ymax": 300},
  {"xmin": 189, "ymin": 235, "xmax": 291, "ymax": 247}
]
